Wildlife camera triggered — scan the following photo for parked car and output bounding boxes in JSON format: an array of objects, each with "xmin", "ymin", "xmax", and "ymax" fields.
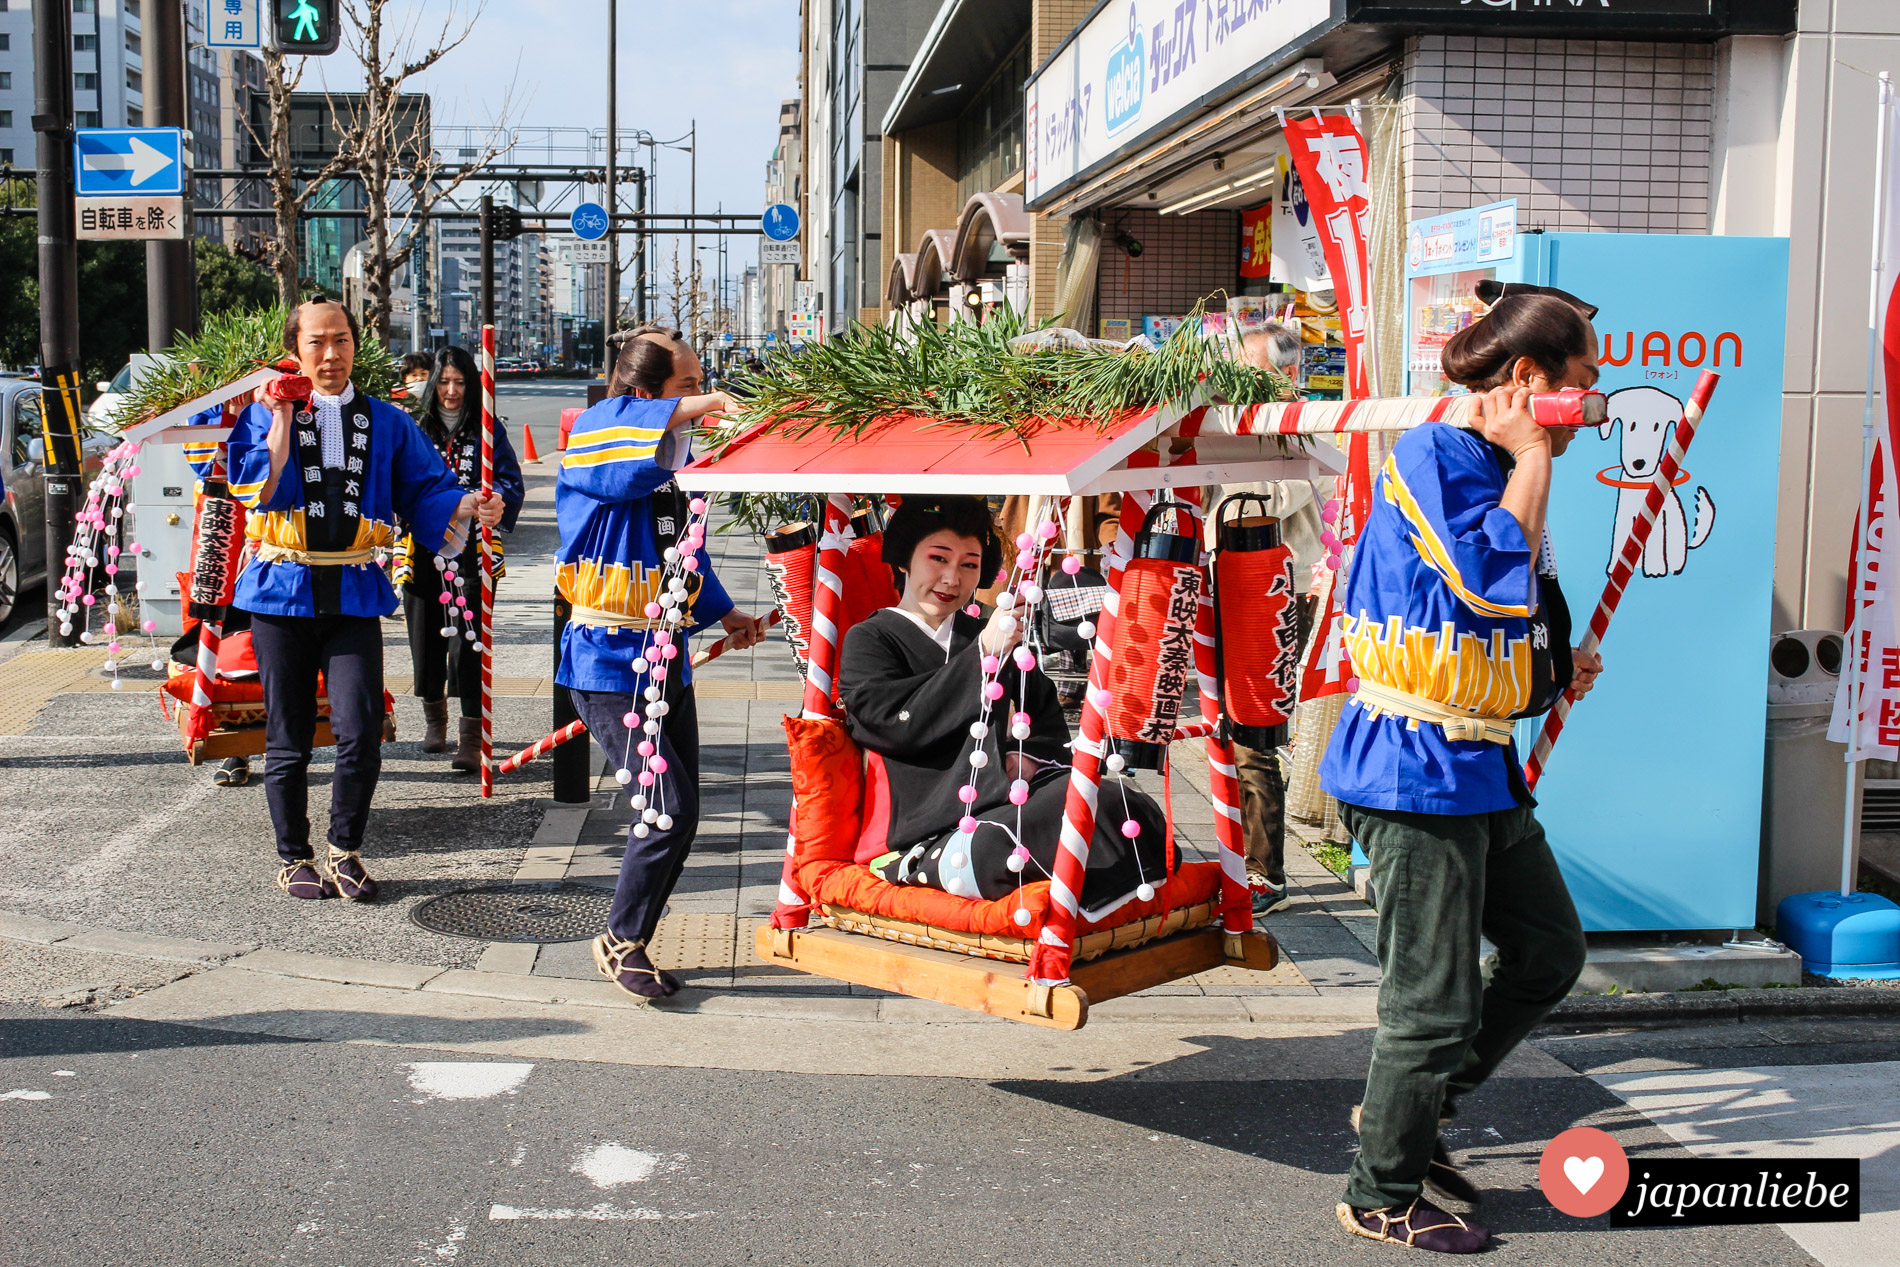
[
  {"xmin": 87, "ymin": 354, "xmax": 161, "ymax": 429},
  {"xmin": 1, "ymin": 378, "xmax": 117, "ymax": 625}
]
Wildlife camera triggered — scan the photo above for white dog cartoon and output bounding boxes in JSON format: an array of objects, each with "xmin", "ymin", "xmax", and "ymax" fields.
[{"xmin": 1598, "ymin": 385, "xmax": 1715, "ymax": 578}]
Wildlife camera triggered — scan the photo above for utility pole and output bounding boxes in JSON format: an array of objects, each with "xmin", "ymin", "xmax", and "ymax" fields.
[
  {"xmin": 146, "ymin": 0, "xmax": 196, "ymax": 347},
  {"xmin": 634, "ymin": 166, "xmax": 648, "ymax": 323},
  {"xmin": 33, "ymin": 0, "xmax": 81, "ymax": 647},
  {"xmin": 604, "ymin": 0, "xmax": 618, "ymax": 333}
]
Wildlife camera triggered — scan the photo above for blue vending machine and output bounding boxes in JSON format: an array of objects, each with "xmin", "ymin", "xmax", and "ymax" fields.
[{"xmin": 1400, "ymin": 229, "xmax": 1791, "ymax": 931}]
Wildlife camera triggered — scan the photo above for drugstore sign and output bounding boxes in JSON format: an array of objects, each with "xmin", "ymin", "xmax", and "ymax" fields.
[{"xmin": 1027, "ymin": 0, "xmax": 1332, "ymax": 205}]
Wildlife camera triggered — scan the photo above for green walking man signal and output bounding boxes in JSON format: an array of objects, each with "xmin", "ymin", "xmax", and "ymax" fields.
[{"xmin": 273, "ymin": 0, "xmax": 340, "ymax": 55}]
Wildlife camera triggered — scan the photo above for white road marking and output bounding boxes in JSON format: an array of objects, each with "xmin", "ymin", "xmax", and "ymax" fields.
[
  {"xmin": 52, "ymin": 1071, "xmax": 76, "ymax": 1077},
  {"xmin": 574, "ymin": 1142, "xmax": 660, "ymax": 1189},
  {"xmin": 2, "ymin": 1089, "xmax": 51, "ymax": 1101},
  {"xmin": 403, "ymin": 1062, "xmax": 534, "ymax": 1101},
  {"xmin": 56, "ymin": 780, "xmax": 218, "ymax": 904},
  {"xmin": 1595, "ymin": 1060, "xmax": 1900, "ymax": 1267},
  {"xmin": 416, "ymin": 1217, "xmax": 468, "ymax": 1262},
  {"xmin": 488, "ymin": 1203, "xmax": 701, "ymax": 1222}
]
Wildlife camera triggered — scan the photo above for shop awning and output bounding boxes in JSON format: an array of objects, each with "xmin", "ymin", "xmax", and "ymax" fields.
[
  {"xmin": 675, "ymin": 401, "xmax": 1343, "ymax": 498},
  {"xmin": 881, "ymin": 0, "xmax": 1030, "ymax": 136}
]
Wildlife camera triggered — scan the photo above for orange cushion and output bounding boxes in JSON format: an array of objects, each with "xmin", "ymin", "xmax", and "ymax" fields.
[
  {"xmin": 795, "ymin": 855, "xmax": 1224, "ymax": 942},
  {"xmin": 783, "ymin": 715, "xmax": 863, "ymax": 864}
]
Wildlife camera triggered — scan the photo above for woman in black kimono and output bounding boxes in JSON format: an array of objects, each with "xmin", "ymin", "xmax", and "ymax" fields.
[{"xmin": 838, "ymin": 496, "xmax": 1175, "ymax": 917}]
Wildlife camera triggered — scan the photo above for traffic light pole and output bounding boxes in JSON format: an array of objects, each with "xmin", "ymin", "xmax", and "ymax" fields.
[
  {"xmin": 32, "ymin": 0, "xmax": 81, "ymax": 648},
  {"xmin": 604, "ymin": 0, "xmax": 618, "ymax": 332},
  {"xmin": 479, "ymin": 190, "xmax": 591, "ymax": 805},
  {"xmin": 146, "ymin": 0, "xmax": 196, "ymax": 348}
]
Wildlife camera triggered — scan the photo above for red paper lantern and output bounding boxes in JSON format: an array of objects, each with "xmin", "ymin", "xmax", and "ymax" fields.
[
  {"xmin": 1104, "ymin": 500, "xmax": 1203, "ymax": 771},
  {"xmin": 764, "ymin": 521, "xmax": 818, "ymax": 674},
  {"xmin": 843, "ymin": 503, "xmax": 900, "ymax": 629},
  {"xmin": 1211, "ymin": 493, "xmax": 1298, "ymax": 751}
]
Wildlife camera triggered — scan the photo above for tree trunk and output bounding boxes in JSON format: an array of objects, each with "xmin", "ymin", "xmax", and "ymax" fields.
[
  {"xmin": 265, "ymin": 49, "xmax": 299, "ymax": 309},
  {"xmin": 358, "ymin": 4, "xmax": 393, "ymax": 346}
]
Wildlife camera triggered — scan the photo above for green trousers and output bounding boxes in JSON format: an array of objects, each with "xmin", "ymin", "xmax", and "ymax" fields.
[{"xmin": 1339, "ymin": 801, "xmax": 1586, "ymax": 1211}]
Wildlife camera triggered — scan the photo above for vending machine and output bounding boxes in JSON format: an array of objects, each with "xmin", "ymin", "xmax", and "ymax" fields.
[{"xmin": 1404, "ymin": 225, "xmax": 1791, "ymax": 931}]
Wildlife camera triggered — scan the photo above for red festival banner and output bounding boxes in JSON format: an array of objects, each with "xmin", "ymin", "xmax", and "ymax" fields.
[
  {"xmin": 1831, "ymin": 77, "xmax": 1900, "ymax": 761},
  {"xmin": 1282, "ymin": 114, "xmax": 1373, "ymax": 401}
]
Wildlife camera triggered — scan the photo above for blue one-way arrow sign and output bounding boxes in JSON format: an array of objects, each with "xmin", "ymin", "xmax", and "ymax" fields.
[{"xmin": 74, "ymin": 128, "xmax": 186, "ymax": 196}]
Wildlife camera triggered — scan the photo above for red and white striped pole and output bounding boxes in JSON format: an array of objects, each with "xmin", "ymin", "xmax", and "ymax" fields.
[
  {"xmin": 1029, "ymin": 483, "xmax": 1151, "ymax": 985},
  {"xmin": 1523, "ymin": 370, "xmax": 1721, "ymax": 789},
  {"xmin": 690, "ymin": 608, "xmax": 782, "ymax": 668},
  {"xmin": 769, "ymin": 493, "xmax": 855, "ymax": 931},
  {"xmin": 478, "ymin": 324, "xmax": 497, "ymax": 799},
  {"xmin": 496, "ymin": 719, "xmax": 586, "ymax": 774},
  {"xmin": 1192, "ymin": 566, "xmax": 1253, "ymax": 939}
]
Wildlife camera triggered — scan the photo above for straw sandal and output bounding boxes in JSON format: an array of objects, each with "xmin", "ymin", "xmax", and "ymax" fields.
[
  {"xmin": 592, "ymin": 933, "xmax": 675, "ymax": 1000},
  {"xmin": 1336, "ymin": 1198, "xmax": 1490, "ymax": 1254},
  {"xmin": 277, "ymin": 858, "xmax": 336, "ymax": 900},
  {"xmin": 326, "ymin": 846, "xmax": 379, "ymax": 902}
]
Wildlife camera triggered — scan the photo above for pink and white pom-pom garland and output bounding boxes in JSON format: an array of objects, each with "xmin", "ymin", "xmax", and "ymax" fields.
[
  {"xmin": 606, "ymin": 493, "xmax": 716, "ymax": 841},
  {"xmin": 54, "ymin": 439, "xmax": 165, "ymax": 687}
]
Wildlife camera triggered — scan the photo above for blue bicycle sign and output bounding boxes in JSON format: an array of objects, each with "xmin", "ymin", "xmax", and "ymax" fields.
[
  {"xmin": 762, "ymin": 203, "xmax": 800, "ymax": 242},
  {"xmin": 570, "ymin": 202, "xmax": 610, "ymax": 241}
]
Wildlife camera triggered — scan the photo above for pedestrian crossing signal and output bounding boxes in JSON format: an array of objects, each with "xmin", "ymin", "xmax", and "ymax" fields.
[{"xmin": 272, "ymin": 0, "xmax": 340, "ymax": 56}]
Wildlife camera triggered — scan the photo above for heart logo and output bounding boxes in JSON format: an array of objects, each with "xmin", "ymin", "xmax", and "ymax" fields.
[
  {"xmin": 1563, "ymin": 1154, "xmax": 1605, "ymax": 1194},
  {"xmin": 1541, "ymin": 1128, "xmax": 1629, "ymax": 1217}
]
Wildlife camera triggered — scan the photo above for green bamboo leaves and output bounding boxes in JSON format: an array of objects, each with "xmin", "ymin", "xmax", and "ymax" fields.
[{"xmin": 718, "ymin": 302, "xmax": 1294, "ymax": 449}]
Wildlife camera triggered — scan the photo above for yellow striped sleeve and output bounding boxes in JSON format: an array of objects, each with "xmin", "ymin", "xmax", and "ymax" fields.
[
  {"xmin": 562, "ymin": 442, "xmax": 659, "ymax": 469},
  {"xmin": 228, "ymin": 478, "xmax": 268, "ymax": 505},
  {"xmin": 566, "ymin": 423, "xmax": 667, "ymax": 451},
  {"xmin": 1380, "ymin": 455, "xmax": 1532, "ymax": 619}
]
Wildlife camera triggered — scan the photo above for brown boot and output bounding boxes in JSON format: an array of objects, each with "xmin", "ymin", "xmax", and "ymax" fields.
[
  {"xmin": 420, "ymin": 697, "xmax": 450, "ymax": 753},
  {"xmin": 451, "ymin": 716, "xmax": 483, "ymax": 773}
]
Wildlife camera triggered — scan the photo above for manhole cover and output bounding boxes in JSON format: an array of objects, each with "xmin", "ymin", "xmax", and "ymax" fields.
[{"xmin": 410, "ymin": 883, "xmax": 612, "ymax": 943}]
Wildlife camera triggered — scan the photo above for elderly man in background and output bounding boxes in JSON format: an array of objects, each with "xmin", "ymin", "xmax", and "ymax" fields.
[{"xmin": 1216, "ymin": 321, "xmax": 1325, "ymax": 916}]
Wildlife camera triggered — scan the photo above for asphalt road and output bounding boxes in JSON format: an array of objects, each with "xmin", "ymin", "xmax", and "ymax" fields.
[{"xmin": 3, "ymin": 1002, "xmax": 1848, "ymax": 1267}]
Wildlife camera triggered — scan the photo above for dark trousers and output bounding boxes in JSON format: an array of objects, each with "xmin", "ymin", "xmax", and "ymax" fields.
[
  {"xmin": 249, "ymin": 612, "xmax": 386, "ymax": 864},
  {"xmin": 571, "ymin": 677, "xmax": 700, "ymax": 943},
  {"xmin": 402, "ymin": 558, "xmax": 484, "ymax": 720},
  {"xmin": 1234, "ymin": 594, "xmax": 1313, "ymax": 888},
  {"xmin": 1234, "ymin": 743, "xmax": 1287, "ymax": 887},
  {"xmin": 1338, "ymin": 801, "xmax": 1586, "ymax": 1211}
]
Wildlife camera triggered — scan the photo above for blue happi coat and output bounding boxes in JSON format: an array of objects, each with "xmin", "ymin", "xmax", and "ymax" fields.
[
  {"xmin": 225, "ymin": 387, "xmax": 467, "ymax": 618},
  {"xmin": 1320, "ymin": 422, "xmax": 1552, "ymax": 816},
  {"xmin": 553, "ymin": 395, "xmax": 733, "ymax": 694}
]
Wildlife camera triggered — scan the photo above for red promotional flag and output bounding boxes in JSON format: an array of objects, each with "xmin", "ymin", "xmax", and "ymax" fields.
[
  {"xmin": 1239, "ymin": 203, "xmax": 1273, "ymax": 280},
  {"xmin": 1831, "ymin": 79, "xmax": 1900, "ymax": 760},
  {"xmin": 1283, "ymin": 115, "xmax": 1373, "ymax": 401}
]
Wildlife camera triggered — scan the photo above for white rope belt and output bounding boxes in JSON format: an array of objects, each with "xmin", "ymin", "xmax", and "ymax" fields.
[
  {"xmin": 1352, "ymin": 680, "xmax": 1516, "ymax": 746},
  {"xmin": 567, "ymin": 603, "xmax": 660, "ymax": 632},
  {"xmin": 254, "ymin": 543, "xmax": 377, "ymax": 566}
]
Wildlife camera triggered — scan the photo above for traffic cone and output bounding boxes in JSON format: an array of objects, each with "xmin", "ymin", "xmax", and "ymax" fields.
[{"xmin": 522, "ymin": 425, "xmax": 541, "ymax": 463}]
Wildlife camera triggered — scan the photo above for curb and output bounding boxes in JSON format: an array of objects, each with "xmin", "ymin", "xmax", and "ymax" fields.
[
  {"xmin": 1547, "ymin": 986, "xmax": 1900, "ymax": 1026},
  {"xmin": 13, "ymin": 905, "xmax": 1898, "ymax": 1028},
  {"xmin": 0, "ymin": 909, "xmax": 256, "ymax": 965}
]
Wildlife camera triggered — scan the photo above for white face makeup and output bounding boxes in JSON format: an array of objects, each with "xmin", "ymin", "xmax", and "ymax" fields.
[{"xmin": 900, "ymin": 529, "xmax": 986, "ymax": 627}]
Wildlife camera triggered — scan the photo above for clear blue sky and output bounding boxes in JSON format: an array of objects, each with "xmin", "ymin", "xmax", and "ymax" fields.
[{"xmin": 310, "ymin": 0, "xmax": 800, "ymax": 269}]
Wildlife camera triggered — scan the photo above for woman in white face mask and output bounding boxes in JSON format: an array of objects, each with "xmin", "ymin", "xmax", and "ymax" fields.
[{"xmin": 398, "ymin": 345, "xmax": 526, "ymax": 766}]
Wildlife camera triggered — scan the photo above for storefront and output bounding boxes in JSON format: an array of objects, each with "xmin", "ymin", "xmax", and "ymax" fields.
[{"xmin": 1010, "ymin": 0, "xmax": 1900, "ymax": 933}]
